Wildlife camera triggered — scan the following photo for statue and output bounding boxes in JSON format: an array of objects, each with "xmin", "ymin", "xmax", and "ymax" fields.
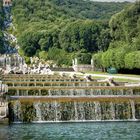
[{"xmin": 75, "ymin": 58, "xmax": 78, "ymax": 65}]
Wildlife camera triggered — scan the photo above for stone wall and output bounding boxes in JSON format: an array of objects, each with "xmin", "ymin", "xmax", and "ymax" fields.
[{"xmin": 73, "ymin": 65, "xmax": 94, "ymax": 72}]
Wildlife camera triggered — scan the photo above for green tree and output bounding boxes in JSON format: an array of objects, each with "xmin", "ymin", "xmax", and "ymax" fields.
[
  {"xmin": 0, "ymin": 1, "xmax": 5, "ymax": 54},
  {"xmin": 47, "ymin": 47, "xmax": 72, "ymax": 66},
  {"xmin": 125, "ymin": 51, "xmax": 140, "ymax": 69}
]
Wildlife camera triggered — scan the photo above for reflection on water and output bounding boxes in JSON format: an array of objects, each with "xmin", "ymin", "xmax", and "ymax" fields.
[{"xmin": 0, "ymin": 122, "xmax": 140, "ymax": 140}]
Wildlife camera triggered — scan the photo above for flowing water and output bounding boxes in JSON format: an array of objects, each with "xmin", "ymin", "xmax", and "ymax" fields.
[
  {"xmin": 0, "ymin": 122, "xmax": 140, "ymax": 140},
  {"xmin": 9, "ymin": 88, "xmax": 140, "ymax": 122}
]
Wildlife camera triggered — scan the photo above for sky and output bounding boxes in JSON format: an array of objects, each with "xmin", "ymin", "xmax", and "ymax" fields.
[{"xmin": 90, "ymin": 0, "xmax": 135, "ymax": 2}]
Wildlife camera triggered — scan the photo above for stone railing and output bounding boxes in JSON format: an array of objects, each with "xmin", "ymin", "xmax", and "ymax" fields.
[{"xmin": 73, "ymin": 64, "xmax": 94, "ymax": 72}]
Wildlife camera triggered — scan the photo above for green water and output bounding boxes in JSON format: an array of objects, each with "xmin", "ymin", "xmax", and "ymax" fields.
[{"xmin": 0, "ymin": 122, "xmax": 140, "ymax": 140}]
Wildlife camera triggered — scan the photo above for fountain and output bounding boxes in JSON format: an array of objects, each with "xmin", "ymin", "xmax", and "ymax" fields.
[
  {"xmin": 1, "ymin": 74, "xmax": 139, "ymax": 123},
  {"xmin": 0, "ymin": 0, "xmax": 140, "ymax": 124}
]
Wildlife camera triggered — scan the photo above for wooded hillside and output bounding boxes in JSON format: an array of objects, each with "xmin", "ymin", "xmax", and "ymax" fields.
[
  {"xmin": 94, "ymin": 1, "xmax": 140, "ymax": 72},
  {"xmin": 10, "ymin": 0, "xmax": 128, "ymax": 65},
  {"xmin": 0, "ymin": 1, "xmax": 4, "ymax": 53}
]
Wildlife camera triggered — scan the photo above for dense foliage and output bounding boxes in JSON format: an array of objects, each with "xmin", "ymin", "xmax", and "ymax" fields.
[
  {"xmin": 1, "ymin": 0, "xmax": 139, "ymax": 73},
  {"xmin": 11, "ymin": 0, "xmax": 128, "ymax": 66},
  {"xmin": 51, "ymin": 0, "xmax": 128, "ymax": 20},
  {"xmin": 94, "ymin": 1, "xmax": 140, "ymax": 71},
  {"xmin": 0, "ymin": 1, "xmax": 5, "ymax": 54}
]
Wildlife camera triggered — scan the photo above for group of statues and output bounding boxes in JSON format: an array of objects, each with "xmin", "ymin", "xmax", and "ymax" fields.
[
  {"xmin": 0, "ymin": 55, "xmax": 56, "ymax": 75},
  {"xmin": 0, "ymin": 63, "xmax": 54, "ymax": 75}
]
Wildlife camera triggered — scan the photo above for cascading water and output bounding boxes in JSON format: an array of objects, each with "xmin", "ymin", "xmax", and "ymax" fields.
[
  {"xmin": 130, "ymin": 100, "xmax": 136, "ymax": 120},
  {"xmin": 9, "ymin": 85, "xmax": 140, "ymax": 123},
  {"xmin": 34, "ymin": 102, "xmax": 42, "ymax": 122},
  {"xmin": 74, "ymin": 102, "xmax": 78, "ymax": 120},
  {"xmin": 110, "ymin": 102, "xmax": 115, "ymax": 120},
  {"xmin": 13, "ymin": 100, "xmax": 22, "ymax": 122},
  {"xmin": 94, "ymin": 102, "xmax": 101, "ymax": 120}
]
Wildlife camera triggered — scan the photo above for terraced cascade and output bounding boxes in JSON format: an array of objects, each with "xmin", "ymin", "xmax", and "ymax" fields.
[{"xmin": 2, "ymin": 74, "xmax": 140, "ymax": 123}]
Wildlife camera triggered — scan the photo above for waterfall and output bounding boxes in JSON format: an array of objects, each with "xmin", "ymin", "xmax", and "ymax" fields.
[
  {"xmin": 130, "ymin": 100, "xmax": 136, "ymax": 120},
  {"xmin": 95, "ymin": 102, "xmax": 101, "ymax": 120},
  {"xmin": 10, "ymin": 91, "xmax": 140, "ymax": 122},
  {"xmin": 34, "ymin": 102, "xmax": 42, "ymax": 122},
  {"xmin": 110, "ymin": 102, "xmax": 115, "ymax": 120},
  {"xmin": 8, "ymin": 75, "xmax": 140, "ymax": 123},
  {"xmin": 74, "ymin": 102, "xmax": 78, "ymax": 120},
  {"xmin": 54, "ymin": 101, "xmax": 58, "ymax": 121},
  {"xmin": 13, "ymin": 101, "xmax": 22, "ymax": 122},
  {"xmin": 77, "ymin": 102, "xmax": 85, "ymax": 120}
]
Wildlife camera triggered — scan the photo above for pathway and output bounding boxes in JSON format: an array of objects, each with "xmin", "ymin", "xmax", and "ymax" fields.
[{"xmin": 58, "ymin": 71, "xmax": 140, "ymax": 81}]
